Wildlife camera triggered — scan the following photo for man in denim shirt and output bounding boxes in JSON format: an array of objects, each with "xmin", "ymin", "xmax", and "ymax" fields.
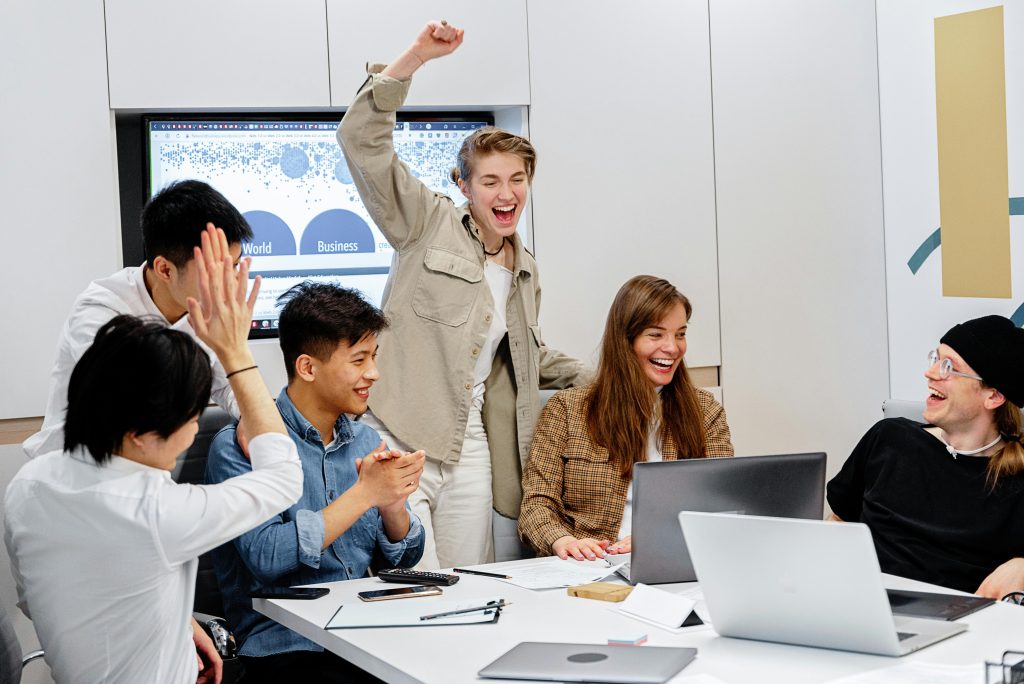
[{"xmin": 207, "ymin": 282, "xmax": 426, "ymax": 682}]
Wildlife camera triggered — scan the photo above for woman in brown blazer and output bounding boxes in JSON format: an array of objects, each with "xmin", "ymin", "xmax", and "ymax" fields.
[{"xmin": 519, "ymin": 275, "xmax": 734, "ymax": 560}]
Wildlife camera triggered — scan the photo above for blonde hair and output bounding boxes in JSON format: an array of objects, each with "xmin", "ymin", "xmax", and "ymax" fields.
[
  {"xmin": 987, "ymin": 399, "xmax": 1024, "ymax": 488},
  {"xmin": 449, "ymin": 127, "xmax": 537, "ymax": 184}
]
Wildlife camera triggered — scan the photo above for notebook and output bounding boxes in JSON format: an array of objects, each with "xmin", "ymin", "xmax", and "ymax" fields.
[
  {"xmin": 620, "ymin": 452, "xmax": 826, "ymax": 584},
  {"xmin": 478, "ymin": 642, "xmax": 697, "ymax": 683},
  {"xmin": 678, "ymin": 512, "xmax": 967, "ymax": 656}
]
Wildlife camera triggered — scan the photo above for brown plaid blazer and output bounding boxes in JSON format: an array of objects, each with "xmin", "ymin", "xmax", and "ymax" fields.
[{"xmin": 518, "ymin": 384, "xmax": 734, "ymax": 555}]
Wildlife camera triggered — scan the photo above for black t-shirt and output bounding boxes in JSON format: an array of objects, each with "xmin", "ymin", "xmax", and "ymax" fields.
[{"xmin": 827, "ymin": 418, "xmax": 1024, "ymax": 594}]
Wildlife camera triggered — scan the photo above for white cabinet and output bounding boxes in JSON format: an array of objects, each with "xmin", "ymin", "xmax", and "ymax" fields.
[
  {"xmin": 327, "ymin": 0, "xmax": 530, "ymax": 107},
  {"xmin": 526, "ymin": 0, "xmax": 721, "ymax": 368},
  {"xmin": 105, "ymin": 0, "xmax": 331, "ymax": 108}
]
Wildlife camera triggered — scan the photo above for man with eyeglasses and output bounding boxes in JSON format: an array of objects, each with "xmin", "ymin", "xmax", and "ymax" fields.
[{"xmin": 828, "ymin": 315, "xmax": 1024, "ymax": 599}]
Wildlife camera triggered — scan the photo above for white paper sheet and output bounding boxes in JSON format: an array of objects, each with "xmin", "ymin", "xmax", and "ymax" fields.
[
  {"xmin": 479, "ymin": 557, "xmax": 626, "ymax": 590},
  {"xmin": 617, "ymin": 584, "xmax": 697, "ymax": 628}
]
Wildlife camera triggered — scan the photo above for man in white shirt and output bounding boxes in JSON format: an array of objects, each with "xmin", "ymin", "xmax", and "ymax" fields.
[
  {"xmin": 4, "ymin": 226, "xmax": 303, "ymax": 684},
  {"xmin": 23, "ymin": 179, "xmax": 252, "ymax": 458}
]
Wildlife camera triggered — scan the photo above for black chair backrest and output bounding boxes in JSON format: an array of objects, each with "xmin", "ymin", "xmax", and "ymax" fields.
[
  {"xmin": 173, "ymin": 406, "xmax": 234, "ymax": 616},
  {"xmin": 0, "ymin": 602, "xmax": 23, "ymax": 684}
]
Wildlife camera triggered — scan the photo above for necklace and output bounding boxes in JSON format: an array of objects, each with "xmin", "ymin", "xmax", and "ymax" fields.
[
  {"xmin": 482, "ymin": 236, "xmax": 508, "ymax": 257},
  {"xmin": 939, "ymin": 434, "xmax": 1003, "ymax": 459}
]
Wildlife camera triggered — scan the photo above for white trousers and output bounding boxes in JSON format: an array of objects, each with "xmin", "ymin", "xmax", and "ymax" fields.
[{"xmin": 360, "ymin": 399, "xmax": 494, "ymax": 570}]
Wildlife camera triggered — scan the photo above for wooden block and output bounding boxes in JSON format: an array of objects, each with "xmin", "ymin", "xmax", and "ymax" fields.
[{"xmin": 567, "ymin": 582, "xmax": 633, "ymax": 603}]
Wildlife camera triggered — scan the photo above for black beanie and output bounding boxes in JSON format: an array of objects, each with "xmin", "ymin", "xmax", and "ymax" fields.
[{"xmin": 940, "ymin": 315, "xmax": 1024, "ymax": 407}]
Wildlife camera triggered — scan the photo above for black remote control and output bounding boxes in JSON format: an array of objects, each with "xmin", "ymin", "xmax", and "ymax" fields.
[{"xmin": 377, "ymin": 568, "xmax": 460, "ymax": 586}]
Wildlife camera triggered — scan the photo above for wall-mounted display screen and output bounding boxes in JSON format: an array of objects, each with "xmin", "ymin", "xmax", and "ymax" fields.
[{"xmin": 143, "ymin": 114, "xmax": 491, "ymax": 338}]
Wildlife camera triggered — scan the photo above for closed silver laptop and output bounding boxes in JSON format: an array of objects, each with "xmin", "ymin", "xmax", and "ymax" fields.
[
  {"xmin": 622, "ymin": 452, "xmax": 826, "ymax": 584},
  {"xmin": 678, "ymin": 512, "xmax": 967, "ymax": 656},
  {"xmin": 478, "ymin": 642, "xmax": 697, "ymax": 683}
]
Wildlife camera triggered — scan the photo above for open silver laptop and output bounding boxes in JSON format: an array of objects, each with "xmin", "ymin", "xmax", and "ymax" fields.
[
  {"xmin": 478, "ymin": 642, "xmax": 697, "ymax": 683},
  {"xmin": 678, "ymin": 512, "xmax": 967, "ymax": 656},
  {"xmin": 620, "ymin": 452, "xmax": 826, "ymax": 584}
]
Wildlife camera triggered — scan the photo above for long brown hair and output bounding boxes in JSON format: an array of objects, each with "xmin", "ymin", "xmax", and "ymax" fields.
[
  {"xmin": 586, "ymin": 275, "xmax": 707, "ymax": 478},
  {"xmin": 987, "ymin": 398, "xmax": 1024, "ymax": 488}
]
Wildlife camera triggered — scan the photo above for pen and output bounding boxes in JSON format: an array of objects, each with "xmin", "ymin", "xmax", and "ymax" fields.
[
  {"xmin": 452, "ymin": 567, "xmax": 512, "ymax": 580},
  {"xmin": 420, "ymin": 600, "xmax": 509, "ymax": 621}
]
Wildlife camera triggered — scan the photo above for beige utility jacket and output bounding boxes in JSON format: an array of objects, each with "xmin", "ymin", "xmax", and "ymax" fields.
[{"xmin": 338, "ymin": 66, "xmax": 591, "ymax": 517}]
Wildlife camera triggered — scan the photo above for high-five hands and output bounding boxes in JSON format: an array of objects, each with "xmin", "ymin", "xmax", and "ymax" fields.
[{"xmin": 185, "ymin": 224, "xmax": 260, "ymax": 365}]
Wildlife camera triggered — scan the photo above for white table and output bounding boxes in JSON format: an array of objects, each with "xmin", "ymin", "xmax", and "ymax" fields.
[{"xmin": 254, "ymin": 559, "xmax": 1022, "ymax": 683}]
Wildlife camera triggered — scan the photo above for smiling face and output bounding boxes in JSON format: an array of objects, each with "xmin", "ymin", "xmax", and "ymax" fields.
[
  {"xmin": 632, "ymin": 302, "xmax": 689, "ymax": 388},
  {"xmin": 923, "ymin": 343, "xmax": 992, "ymax": 431},
  {"xmin": 459, "ymin": 151, "xmax": 529, "ymax": 244},
  {"xmin": 307, "ymin": 333, "xmax": 380, "ymax": 416}
]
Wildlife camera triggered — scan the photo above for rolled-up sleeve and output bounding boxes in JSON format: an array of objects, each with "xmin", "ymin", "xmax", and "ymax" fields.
[
  {"xmin": 202, "ymin": 428, "xmax": 311, "ymax": 583},
  {"xmin": 375, "ymin": 508, "xmax": 425, "ymax": 568},
  {"xmin": 295, "ymin": 509, "xmax": 325, "ymax": 569}
]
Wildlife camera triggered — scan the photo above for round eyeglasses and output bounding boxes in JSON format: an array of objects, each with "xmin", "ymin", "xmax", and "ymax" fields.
[{"xmin": 927, "ymin": 349, "xmax": 983, "ymax": 381}]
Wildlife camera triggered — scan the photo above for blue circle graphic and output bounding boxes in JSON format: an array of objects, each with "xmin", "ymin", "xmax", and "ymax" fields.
[
  {"xmin": 241, "ymin": 211, "xmax": 297, "ymax": 256},
  {"xmin": 279, "ymin": 145, "xmax": 310, "ymax": 179},
  {"xmin": 300, "ymin": 210, "xmax": 375, "ymax": 255},
  {"xmin": 334, "ymin": 158, "xmax": 353, "ymax": 184}
]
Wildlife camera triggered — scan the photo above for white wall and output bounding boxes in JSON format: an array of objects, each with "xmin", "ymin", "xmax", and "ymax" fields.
[
  {"xmin": 0, "ymin": 0, "xmax": 120, "ymax": 420},
  {"xmin": 527, "ymin": 0, "xmax": 722, "ymax": 369},
  {"xmin": 712, "ymin": 0, "xmax": 890, "ymax": 477},
  {"xmin": 878, "ymin": 0, "xmax": 1024, "ymax": 401},
  {"xmin": 1, "ymin": 1, "xmax": 895, "ymax": 489}
]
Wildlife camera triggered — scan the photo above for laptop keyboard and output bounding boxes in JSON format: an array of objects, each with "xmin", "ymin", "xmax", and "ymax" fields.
[{"xmin": 896, "ymin": 632, "xmax": 916, "ymax": 642}]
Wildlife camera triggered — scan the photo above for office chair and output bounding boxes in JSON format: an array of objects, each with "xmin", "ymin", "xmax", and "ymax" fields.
[
  {"xmin": 174, "ymin": 405, "xmax": 242, "ymax": 682},
  {"xmin": 0, "ymin": 602, "xmax": 44, "ymax": 684}
]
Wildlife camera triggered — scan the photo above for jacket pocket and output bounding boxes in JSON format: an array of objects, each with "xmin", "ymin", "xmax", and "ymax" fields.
[{"xmin": 412, "ymin": 247, "xmax": 483, "ymax": 326}]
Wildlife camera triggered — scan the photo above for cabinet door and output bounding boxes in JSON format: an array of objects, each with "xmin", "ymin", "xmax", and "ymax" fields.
[
  {"xmin": 328, "ymin": 0, "xmax": 529, "ymax": 108},
  {"xmin": 106, "ymin": 0, "xmax": 330, "ymax": 108},
  {"xmin": 527, "ymin": 0, "xmax": 722, "ymax": 368}
]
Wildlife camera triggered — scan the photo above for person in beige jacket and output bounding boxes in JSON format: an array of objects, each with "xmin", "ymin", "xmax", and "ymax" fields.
[{"xmin": 337, "ymin": 20, "xmax": 590, "ymax": 569}]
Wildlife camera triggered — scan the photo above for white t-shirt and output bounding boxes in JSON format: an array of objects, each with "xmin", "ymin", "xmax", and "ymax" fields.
[
  {"xmin": 23, "ymin": 266, "xmax": 240, "ymax": 459},
  {"xmin": 617, "ymin": 419, "xmax": 665, "ymax": 542},
  {"xmin": 471, "ymin": 260, "xmax": 513, "ymax": 399},
  {"xmin": 4, "ymin": 433, "xmax": 302, "ymax": 684}
]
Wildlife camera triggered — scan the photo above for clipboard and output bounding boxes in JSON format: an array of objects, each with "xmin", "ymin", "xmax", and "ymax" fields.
[{"xmin": 325, "ymin": 595, "xmax": 504, "ymax": 629}]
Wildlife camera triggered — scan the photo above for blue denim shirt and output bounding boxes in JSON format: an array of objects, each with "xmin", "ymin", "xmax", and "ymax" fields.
[{"xmin": 206, "ymin": 388, "xmax": 424, "ymax": 657}]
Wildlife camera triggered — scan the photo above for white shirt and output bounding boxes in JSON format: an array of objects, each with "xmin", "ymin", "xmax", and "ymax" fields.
[
  {"xmin": 618, "ymin": 419, "xmax": 665, "ymax": 542},
  {"xmin": 23, "ymin": 266, "xmax": 240, "ymax": 459},
  {"xmin": 4, "ymin": 432, "xmax": 302, "ymax": 684},
  {"xmin": 471, "ymin": 261, "xmax": 513, "ymax": 399}
]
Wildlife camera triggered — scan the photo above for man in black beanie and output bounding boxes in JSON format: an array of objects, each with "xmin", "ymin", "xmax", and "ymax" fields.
[{"xmin": 828, "ymin": 315, "xmax": 1024, "ymax": 598}]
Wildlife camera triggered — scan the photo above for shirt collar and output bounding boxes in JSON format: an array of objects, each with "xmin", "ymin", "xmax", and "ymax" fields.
[
  {"xmin": 276, "ymin": 386, "xmax": 354, "ymax": 447},
  {"xmin": 68, "ymin": 448, "xmax": 172, "ymax": 478},
  {"xmin": 459, "ymin": 205, "xmax": 534, "ymax": 280},
  {"xmin": 133, "ymin": 263, "xmax": 193, "ymax": 333}
]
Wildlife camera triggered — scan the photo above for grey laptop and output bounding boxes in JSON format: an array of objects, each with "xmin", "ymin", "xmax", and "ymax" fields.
[
  {"xmin": 478, "ymin": 642, "xmax": 697, "ymax": 683},
  {"xmin": 621, "ymin": 452, "xmax": 826, "ymax": 584},
  {"xmin": 678, "ymin": 512, "xmax": 968, "ymax": 656}
]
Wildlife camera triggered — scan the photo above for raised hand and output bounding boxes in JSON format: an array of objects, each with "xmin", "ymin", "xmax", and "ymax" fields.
[
  {"xmin": 384, "ymin": 21, "xmax": 465, "ymax": 80},
  {"xmin": 185, "ymin": 224, "xmax": 261, "ymax": 367}
]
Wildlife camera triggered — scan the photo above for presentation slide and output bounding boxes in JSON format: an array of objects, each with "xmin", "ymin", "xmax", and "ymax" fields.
[{"xmin": 147, "ymin": 118, "xmax": 487, "ymax": 334}]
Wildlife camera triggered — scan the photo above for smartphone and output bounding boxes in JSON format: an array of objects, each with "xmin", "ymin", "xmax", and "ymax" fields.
[
  {"xmin": 250, "ymin": 586, "xmax": 330, "ymax": 600},
  {"xmin": 357, "ymin": 585, "xmax": 442, "ymax": 602}
]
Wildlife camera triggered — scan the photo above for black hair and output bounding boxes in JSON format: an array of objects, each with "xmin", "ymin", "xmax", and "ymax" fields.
[
  {"xmin": 141, "ymin": 180, "xmax": 253, "ymax": 268},
  {"xmin": 277, "ymin": 282, "xmax": 389, "ymax": 381},
  {"xmin": 63, "ymin": 315, "xmax": 213, "ymax": 463}
]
